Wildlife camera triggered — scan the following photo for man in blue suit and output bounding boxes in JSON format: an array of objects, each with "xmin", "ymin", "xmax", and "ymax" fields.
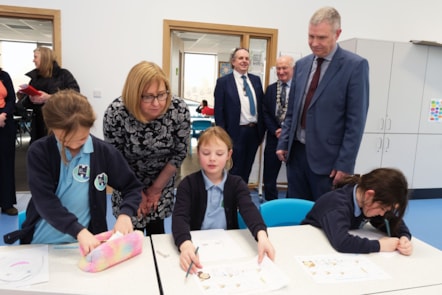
[
  {"xmin": 276, "ymin": 7, "xmax": 369, "ymax": 201},
  {"xmin": 262, "ymin": 55, "xmax": 294, "ymax": 201},
  {"xmin": 214, "ymin": 48, "xmax": 265, "ymax": 184}
]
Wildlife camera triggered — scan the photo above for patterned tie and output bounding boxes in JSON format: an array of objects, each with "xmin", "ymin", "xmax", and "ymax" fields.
[
  {"xmin": 280, "ymin": 82, "xmax": 287, "ymax": 107},
  {"xmin": 301, "ymin": 58, "xmax": 324, "ymax": 128},
  {"xmin": 277, "ymin": 82, "xmax": 287, "ymax": 123},
  {"xmin": 241, "ymin": 75, "xmax": 256, "ymax": 116}
]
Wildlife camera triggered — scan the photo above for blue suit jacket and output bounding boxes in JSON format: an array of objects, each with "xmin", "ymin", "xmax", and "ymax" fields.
[
  {"xmin": 214, "ymin": 72, "xmax": 265, "ymax": 143},
  {"xmin": 277, "ymin": 46, "xmax": 369, "ymax": 175},
  {"xmin": 262, "ymin": 82, "xmax": 280, "ymax": 137}
]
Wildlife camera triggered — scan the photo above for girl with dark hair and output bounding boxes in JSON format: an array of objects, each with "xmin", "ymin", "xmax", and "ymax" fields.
[{"xmin": 302, "ymin": 168, "xmax": 413, "ymax": 255}]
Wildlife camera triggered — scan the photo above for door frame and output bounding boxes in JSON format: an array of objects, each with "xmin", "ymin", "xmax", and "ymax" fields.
[
  {"xmin": 163, "ymin": 19, "xmax": 278, "ymax": 190},
  {"xmin": 0, "ymin": 5, "xmax": 61, "ymax": 64},
  {"xmin": 163, "ymin": 19, "xmax": 278, "ymax": 88}
]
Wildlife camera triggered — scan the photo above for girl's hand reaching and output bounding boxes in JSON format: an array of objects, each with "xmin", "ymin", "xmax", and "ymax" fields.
[
  {"xmin": 179, "ymin": 240, "xmax": 202, "ymax": 275},
  {"xmin": 114, "ymin": 214, "xmax": 133, "ymax": 235},
  {"xmin": 77, "ymin": 228, "xmax": 100, "ymax": 256},
  {"xmin": 379, "ymin": 236, "xmax": 399, "ymax": 252},
  {"xmin": 256, "ymin": 230, "xmax": 275, "ymax": 263},
  {"xmin": 397, "ymin": 236, "xmax": 413, "ymax": 256}
]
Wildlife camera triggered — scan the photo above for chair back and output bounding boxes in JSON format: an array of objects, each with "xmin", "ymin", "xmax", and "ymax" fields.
[
  {"xmin": 237, "ymin": 211, "xmax": 247, "ymax": 229},
  {"xmin": 260, "ymin": 198, "xmax": 314, "ymax": 227},
  {"xmin": 18, "ymin": 210, "xmax": 26, "ymax": 229},
  {"xmin": 191, "ymin": 120, "xmax": 212, "ymax": 139}
]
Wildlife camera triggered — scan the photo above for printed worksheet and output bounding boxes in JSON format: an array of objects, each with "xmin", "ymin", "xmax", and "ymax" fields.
[
  {"xmin": 191, "ymin": 229, "xmax": 249, "ymax": 262},
  {"xmin": 0, "ymin": 245, "xmax": 49, "ymax": 287},
  {"xmin": 193, "ymin": 256, "xmax": 288, "ymax": 294},
  {"xmin": 295, "ymin": 254, "xmax": 390, "ymax": 283}
]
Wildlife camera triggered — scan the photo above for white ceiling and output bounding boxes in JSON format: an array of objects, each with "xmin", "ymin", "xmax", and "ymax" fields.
[
  {"xmin": 0, "ymin": 16, "xmax": 52, "ymax": 44},
  {"xmin": 0, "ymin": 16, "xmax": 264, "ymax": 55},
  {"xmin": 174, "ymin": 31, "xmax": 241, "ymax": 54}
]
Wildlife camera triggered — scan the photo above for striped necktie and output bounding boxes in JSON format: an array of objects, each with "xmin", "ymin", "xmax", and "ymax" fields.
[{"xmin": 241, "ymin": 75, "xmax": 256, "ymax": 116}]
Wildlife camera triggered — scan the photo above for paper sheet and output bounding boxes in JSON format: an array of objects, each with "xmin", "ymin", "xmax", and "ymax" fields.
[
  {"xmin": 0, "ymin": 245, "xmax": 49, "ymax": 287},
  {"xmin": 192, "ymin": 255, "xmax": 288, "ymax": 294},
  {"xmin": 191, "ymin": 229, "xmax": 249, "ymax": 262},
  {"xmin": 295, "ymin": 253, "xmax": 390, "ymax": 283}
]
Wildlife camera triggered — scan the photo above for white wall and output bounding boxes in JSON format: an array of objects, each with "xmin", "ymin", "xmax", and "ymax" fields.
[{"xmin": 2, "ymin": 0, "xmax": 441, "ymax": 138}]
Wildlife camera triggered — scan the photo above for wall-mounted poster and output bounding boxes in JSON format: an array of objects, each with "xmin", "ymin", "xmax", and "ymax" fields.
[
  {"xmin": 218, "ymin": 61, "xmax": 232, "ymax": 77},
  {"xmin": 428, "ymin": 99, "xmax": 442, "ymax": 122}
]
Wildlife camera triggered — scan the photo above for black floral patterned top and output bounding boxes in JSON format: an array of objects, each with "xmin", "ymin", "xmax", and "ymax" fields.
[{"xmin": 103, "ymin": 96, "xmax": 190, "ymax": 227}]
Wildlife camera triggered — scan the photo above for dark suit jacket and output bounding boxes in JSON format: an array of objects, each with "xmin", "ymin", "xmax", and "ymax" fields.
[
  {"xmin": 277, "ymin": 46, "xmax": 369, "ymax": 175},
  {"xmin": 214, "ymin": 72, "xmax": 265, "ymax": 143},
  {"xmin": 262, "ymin": 82, "xmax": 280, "ymax": 137}
]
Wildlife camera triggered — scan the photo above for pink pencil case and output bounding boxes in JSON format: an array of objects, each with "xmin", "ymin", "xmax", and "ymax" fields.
[{"xmin": 78, "ymin": 230, "xmax": 144, "ymax": 272}]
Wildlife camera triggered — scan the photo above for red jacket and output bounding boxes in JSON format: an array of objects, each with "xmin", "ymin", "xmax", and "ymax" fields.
[{"xmin": 201, "ymin": 106, "xmax": 214, "ymax": 116}]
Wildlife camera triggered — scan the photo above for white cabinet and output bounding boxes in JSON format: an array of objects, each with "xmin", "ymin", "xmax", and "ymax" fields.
[
  {"xmin": 341, "ymin": 38, "xmax": 442, "ymax": 189},
  {"xmin": 413, "ymin": 46, "xmax": 442, "ymax": 188},
  {"xmin": 419, "ymin": 46, "xmax": 442, "ymax": 134},
  {"xmin": 387, "ymin": 43, "xmax": 428, "ymax": 133},
  {"xmin": 355, "ymin": 134, "xmax": 417, "ymax": 185},
  {"xmin": 341, "ymin": 39, "xmax": 393, "ymax": 133},
  {"xmin": 413, "ymin": 135, "xmax": 442, "ymax": 188}
]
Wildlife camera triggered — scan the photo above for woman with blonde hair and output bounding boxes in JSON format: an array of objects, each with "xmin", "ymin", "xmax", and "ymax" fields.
[
  {"xmin": 20, "ymin": 46, "xmax": 80, "ymax": 143},
  {"xmin": 104, "ymin": 61, "xmax": 190, "ymax": 235}
]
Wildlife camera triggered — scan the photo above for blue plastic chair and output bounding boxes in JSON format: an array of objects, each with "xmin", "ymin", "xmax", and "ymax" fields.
[
  {"xmin": 259, "ymin": 198, "xmax": 314, "ymax": 227},
  {"xmin": 189, "ymin": 120, "xmax": 212, "ymax": 155},
  {"xmin": 237, "ymin": 211, "xmax": 247, "ymax": 229},
  {"xmin": 191, "ymin": 120, "xmax": 212, "ymax": 139},
  {"xmin": 18, "ymin": 210, "xmax": 26, "ymax": 229}
]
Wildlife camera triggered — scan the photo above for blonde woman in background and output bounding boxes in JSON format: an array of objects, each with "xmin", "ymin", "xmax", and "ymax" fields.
[{"xmin": 20, "ymin": 46, "xmax": 80, "ymax": 143}]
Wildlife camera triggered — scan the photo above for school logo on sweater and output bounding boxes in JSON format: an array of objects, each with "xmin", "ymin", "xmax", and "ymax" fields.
[
  {"xmin": 73, "ymin": 164, "xmax": 90, "ymax": 182},
  {"xmin": 94, "ymin": 173, "xmax": 108, "ymax": 191}
]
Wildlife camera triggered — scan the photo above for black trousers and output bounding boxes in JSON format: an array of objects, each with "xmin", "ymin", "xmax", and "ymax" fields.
[{"xmin": 136, "ymin": 218, "xmax": 165, "ymax": 236}]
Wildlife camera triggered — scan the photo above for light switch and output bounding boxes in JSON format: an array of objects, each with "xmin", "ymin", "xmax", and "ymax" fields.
[{"xmin": 93, "ymin": 89, "xmax": 101, "ymax": 98}]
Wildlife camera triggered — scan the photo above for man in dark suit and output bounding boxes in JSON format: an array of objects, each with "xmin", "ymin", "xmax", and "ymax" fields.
[
  {"xmin": 214, "ymin": 48, "xmax": 265, "ymax": 184},
  {"xmin": 276, "ymin": 7, "xmax": 369, "ymax": 201},
  {"xmin": 262, "ymin": 55, "xmax": 294, "ymax": 201}
]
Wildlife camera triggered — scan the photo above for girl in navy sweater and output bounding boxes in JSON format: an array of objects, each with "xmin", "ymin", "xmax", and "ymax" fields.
[
  {"xmin": 4, "ymin": 90, "xmax": 142, "ymax": 256},
  {"xmin": 302, "ymin": 168, "xmax": 413, "ymax": 255},
  {"xmin": 172, "ymin": 126, "xmax": 275, "ymax": 274}
]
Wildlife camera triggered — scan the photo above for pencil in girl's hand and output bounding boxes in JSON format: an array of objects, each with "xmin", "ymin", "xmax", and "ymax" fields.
[{"xmin": 185, "ymin": 246, "xmax": 199, "ymax": 278}]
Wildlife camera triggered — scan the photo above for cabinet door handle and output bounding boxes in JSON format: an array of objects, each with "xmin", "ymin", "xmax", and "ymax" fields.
[
  {"xmin": 380, "ymin": 118, "xmax": 384, "ymax": 130},
  {"xmin": 386, "ymin": 118, "xmax": 392, "ymax": 130},
  {"xmin": 384, "ymin": 137, "xmax": 390, "ymax": 152},
  {"xmin": 376, "ymin": 137, "xmax": 383, "ymax": 152}
]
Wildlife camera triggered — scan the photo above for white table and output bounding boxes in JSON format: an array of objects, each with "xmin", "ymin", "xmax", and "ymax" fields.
[
  {"xmin": 268, "ymin": 225, "xmax": 442, "ymax": 294},
  {"xmin": 151, "ymin": 225, "xmax": 442, "ymax": 295},
  {"xmin": 0, "ymin": 238, "xmax": 160, "ymax": 295},
  {"xmin": 368, "ymin": 283, "xmax": 442, "ymax": 295}
]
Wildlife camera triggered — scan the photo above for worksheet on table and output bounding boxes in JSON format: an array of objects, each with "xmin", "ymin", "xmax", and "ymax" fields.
[{"xmin": 0, "ymin": 245, "xmax": 49, "ymax": 287}]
